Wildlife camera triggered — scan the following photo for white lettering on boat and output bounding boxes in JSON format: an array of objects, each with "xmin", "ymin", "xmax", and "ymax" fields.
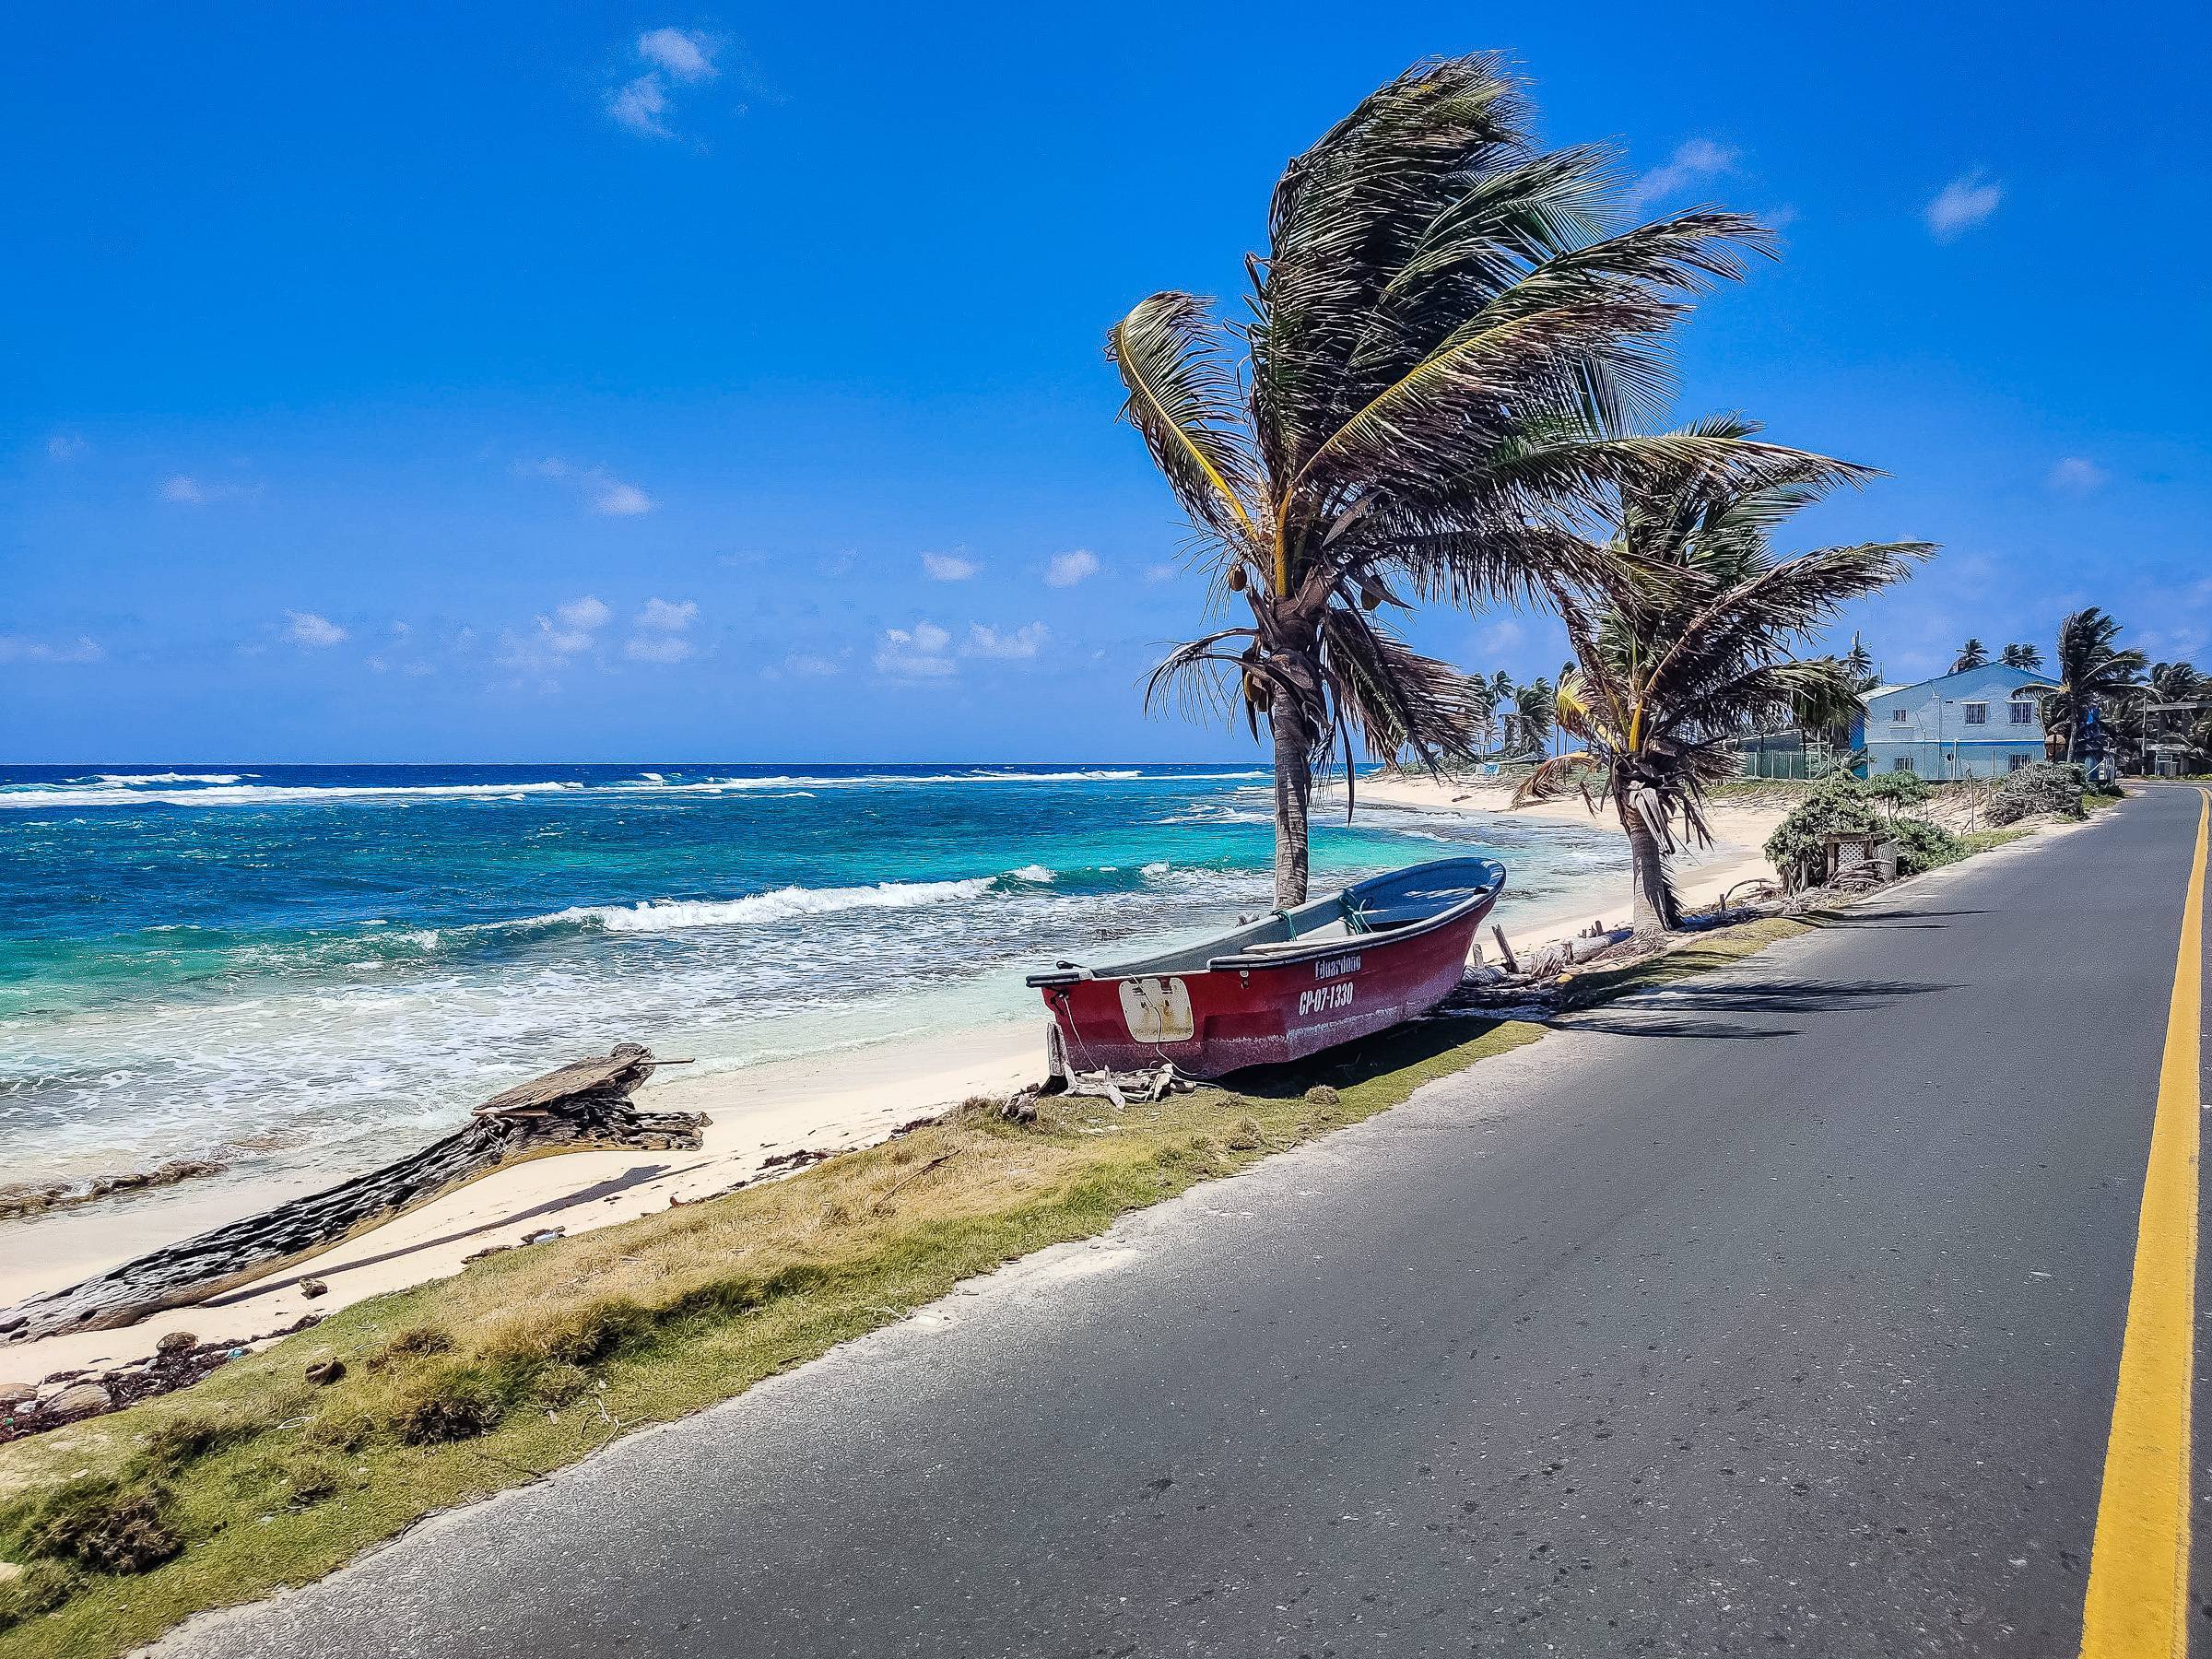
[
  {"xmin": 1298, "ymin": 982, "xmax": 1355, "ymax": 1018},
  {"xmin": 1313, "ymin": 953, "xmax": 1361, "ymax": 981}
]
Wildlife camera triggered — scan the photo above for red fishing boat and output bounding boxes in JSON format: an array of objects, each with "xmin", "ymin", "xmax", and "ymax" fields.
[{"xmin": 1028, "ymin": 856, "xmax": 1505, "ymax": 1077}]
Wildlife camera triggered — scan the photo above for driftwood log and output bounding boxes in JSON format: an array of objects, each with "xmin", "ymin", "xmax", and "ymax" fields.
[{"xmin": 0, "ymin": 1043, "xmax": 707, "ymax": 1345}]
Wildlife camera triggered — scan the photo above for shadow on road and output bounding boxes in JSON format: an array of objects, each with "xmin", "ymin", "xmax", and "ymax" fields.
[{"xmin": 1565, "ymin": 977, "xmax": 1949, "ymax": 1041}]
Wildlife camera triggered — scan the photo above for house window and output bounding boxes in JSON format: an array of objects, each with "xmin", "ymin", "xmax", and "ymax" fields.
[
  {"xmin": 2009, "ymin": 754, "xmax": 2030, "ymax": 772},
  {"xmin": 2009, "ymin": 700, "xmax": 2036, "ymax": 724},
  {"xmin": 1892, "ymin": 756, "xmax": 1914, "ymax": 773},
  {"xmin": 1963, "ymin": 702, "xmax": 1988, "ymax": 725},
  {"xmin": 1891, "ymin": 708, "xmax": 1911, "ymax": 724}
]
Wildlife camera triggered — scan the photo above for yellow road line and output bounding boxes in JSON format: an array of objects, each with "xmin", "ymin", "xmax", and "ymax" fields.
[{"xmin": 2082, "ymin": 787, "xmax": 2209, "ymax": 1657}]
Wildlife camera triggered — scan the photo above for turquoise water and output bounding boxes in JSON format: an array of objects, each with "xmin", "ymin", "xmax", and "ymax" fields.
[{"xmin": 0, "ymin": 764, "xmax": 1625, "ymax": 1186}]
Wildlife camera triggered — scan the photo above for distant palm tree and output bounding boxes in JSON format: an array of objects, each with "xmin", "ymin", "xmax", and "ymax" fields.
[
  {"xmin": 1951, "ymin": 638, "xmax": 1990, "ymax": 672},
  {"xmin": 1509, "ymin": 678, "xmax": 1556, "ymax": 755},
  {"xmin": 1112, "ymin": 57, "xmax": 1815, "ymax": 906},
  {"xmin": 1516, "ymin": 416, "xmax": 1930, "ymax": 931},
  {"xmin": 1841, "ymin": 631, "xmax": 1878, "ymax": 688},
  {"xmin": 2043, "ymin": 608, "xmax": 2147, "ymax": 762},
  {"xmin": 2001, "ymin": 641, "xmax": 2044, "ymax": 671}
]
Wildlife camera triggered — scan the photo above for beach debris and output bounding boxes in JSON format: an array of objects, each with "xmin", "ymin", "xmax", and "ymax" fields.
[
  {"xmin": 42, "ymin": 1382, "xmax": 112, "ymax": 1418},
  {"xmin": 304, "ymin": 1359, "xmax": 346, "ymax": 1386},
  {"xmin": 0, "ymin": 1317, "xmax": 323, "ymax": 1444},
  {"xmin": 299, "ymin": 1277, "xmax": 329, "ymax": 1300},
  {"xmin": 519, "ymin": 1228, "xmax": 565, "ymax": 1248},
  {"xmin": 155, "ymin": 1330, "xmax": 197, "ymax": 1356},
  {"xmin": 1490, "ymin": 925, "xmax": 1521, "ymax": 975},
  {"xmin": 760, "ymin": 1147, "xmax": 837, "ymax": 1173},
  {"xmin": 0, "ymin": 1043, "xmax": 708, "ymax": 1345}
]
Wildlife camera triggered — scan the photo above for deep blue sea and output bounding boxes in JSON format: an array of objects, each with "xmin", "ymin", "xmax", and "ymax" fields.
[{"xmin": 0, "ymin": 764, "xmax": 1625, "ymax": 1187}]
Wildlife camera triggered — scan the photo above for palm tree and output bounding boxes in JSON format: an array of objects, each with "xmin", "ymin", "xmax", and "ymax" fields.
[
  {"xmin": 1111, "ymin": 57, "xmax": 1821, "ymax": 906},
  {"xmin": 1510, "ymin": 677, "xmax": 1556, "ymax": 755},
  {"xmin": 1515, "ymin": 416, "xmax": 1931, "ymax": 931},
  {"xmin": 2001, "ymin": 641, "xmax": 2044, "ymax": 671},
  {"xmin": 2043, "ymin": 608, "xmax": 2147, "ymax": 762},
  {"xmin": 1841, "ymin": 632, "xmax": 1878, "ymax": 688},
  {"xmin": 1951, "ymin": 638, "xmax": 1990, "ymax": 672}
]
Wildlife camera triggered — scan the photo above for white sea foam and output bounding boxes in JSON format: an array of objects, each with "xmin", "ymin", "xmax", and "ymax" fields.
[
  {"xmin": 536, "ymin": 877, "xmax": 997, "ymax": 935},
  {"xmin": 0, "ymin": 781, "xmax": 589, "ymax": 808},
  {"xmin": 0, "ymin": 770, "xmax": 1258, "ymax": 808},
  {"xmin": 89, "ymin": 771, "xmax": 248, "ymax": 786},
  {"xmin": 1006, "ymin": 865, "xmax": 1055, "ymax": 883}
]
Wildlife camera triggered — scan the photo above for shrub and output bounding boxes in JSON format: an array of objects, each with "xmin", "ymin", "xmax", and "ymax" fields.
[
  {"xmin": 1987, "ymin": 760, "xmax": 2088, "ymax": 825},
  {"xmin": 1765, "ymin": 773, "xmax": 1963, "ymax": 889},
  {"xmin": 1889, "ymin": 817, "xmax": 1962, "ymax": 874},
  {"xmin": 1763, "ymin": 774, "xmax": 1883, "ymax": 891},
  {"xmin": 21, "ymin": 1477, "xmax": 182, "ymax": 1574},
  {"xmin": 388, "ymin": 1362, "xmax": 511, "ymax": 1444}
]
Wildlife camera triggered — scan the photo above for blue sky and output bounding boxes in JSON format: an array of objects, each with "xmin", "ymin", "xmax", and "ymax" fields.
[{"xmin": 5, "ymin": 3, "xmax": 2206, "ymax": 763}]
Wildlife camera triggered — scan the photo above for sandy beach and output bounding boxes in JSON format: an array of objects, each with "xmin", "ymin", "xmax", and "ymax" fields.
[{"xmin": 0, "ymin": 777, "xmax": 1790, "ymax": 1388}]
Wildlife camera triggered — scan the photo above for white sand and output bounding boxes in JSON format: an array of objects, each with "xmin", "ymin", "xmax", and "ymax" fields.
[
  {"xmin": 0, "ymin": 1021, "xmax": 1042, "ymax": 1385},
  {"xmin": 1330, "ymin": 774, "xmax": 1789, "ymax": 954},
  {"xmin": 0, "ymin": 777, "xmax": 1789, "ymax": 1386}
]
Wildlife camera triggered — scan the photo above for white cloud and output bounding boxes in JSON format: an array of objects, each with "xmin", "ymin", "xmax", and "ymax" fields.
[
  {"xmin": 923, "ymin": 551, "xmax": 980, "ymax": 581},
  {"xmin": 557, "ymin": 595, "xmax": 611, "ymax": 632},
  {"xmin": 1629, "ymin": 139, "xmax": 1735, "ymax": 206},
  {"xmin": 874, "ymin": 620, "xmax": 957, "ymax": 678},
  {"xmin": 1143, "ymin": 562, "xmax": 1179, "ymax": 585},
  {"xmin": 608, "ymin": 74, "xmax": 675, "ymax": 138},
  {"xmin": 592, "ymin": 477, "xmax": 653, "ymax": 515},
  {"xmin": 625, "ymin": 634, "xmax": 696, "ymax": 664},
  {"xmin": 1926, "ymin": 171, "xmax": 2003, "ymax": 240},
  {"xmin": 46, "ymin": 432, "xmax": 88, "ymax": 462},
  {"xmin": 516, "ymin": 457, "xmax": 654, "ymax": 516},
  {"xmin": 637, "ymin": 27, "xmax": 717, "ymax": 81},
  {"xmin": 625, "ymin": 597, "xmax": 700, "ymax": 664},
  {"xmin": 2048, "ymin": 457, "xmax": 2109, "ymax": 492},
  {"xmin": 780, "ymin": 651, "xmax": 843, "ymax": 678},
  {"xmin": 606, "ymin": 27, "xmax": 720, "ymax": 140},
  {"xmin": 285, "ymin": 610, "xmax": 347, "ymax": 648},
  {"xmin": 1045, "ymin": 548, "xmax": 1100, "ymax": 588},
  {"xmin": 160, "ymin": 474, "xmax": 261, "ymax": 506},
  {"xmin": 0, "ymin": 634, "xmax": 103, "ymax": 665},
  {"xmin": 635, "ymin": 596, "xmax": 698, "ymax": 630},
  {"xmin": 964, "ymin": 621, "xmax": 1048, "ymax": 660}
]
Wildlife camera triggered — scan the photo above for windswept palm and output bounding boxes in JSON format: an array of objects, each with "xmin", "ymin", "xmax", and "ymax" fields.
[
  {"xmin": 2043, "ymin": 607, "xmax": 2147, "ymax": 762},
  {"xmin": 1951, "ymin": 638, "xmax": 1989, "ymax": 673},
  {"xmin": 2001, "ymin": 641, "xmax": 2044, "ymax": 671},
  {"xmin": 1514, "ymin": 416, "xmax": 1931, "ymax": 930},
  {"xmin": 1110, "ymin": 56, "xmax": 1840, "ymax": 905}
]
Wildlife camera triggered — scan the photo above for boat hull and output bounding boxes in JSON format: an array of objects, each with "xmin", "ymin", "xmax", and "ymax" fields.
[{"xmin": 1035, "ymin": 885, "xmax": 1499, "ymax": 1077}]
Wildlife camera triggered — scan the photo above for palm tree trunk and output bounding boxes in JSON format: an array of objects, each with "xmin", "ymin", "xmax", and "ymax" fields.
[
  {"xmin": 1618, "ymin": 793, "xmax": 1679, "ymax": 934},
  {"xmin": 1270, "ymin": 697, "xmax": 1313, "ymax": 909}
]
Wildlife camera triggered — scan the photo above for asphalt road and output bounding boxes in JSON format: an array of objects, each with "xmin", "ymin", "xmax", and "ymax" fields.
[{"xmin": 161, "ymin": 786, "xmax": 2210, "ymax": 1657}]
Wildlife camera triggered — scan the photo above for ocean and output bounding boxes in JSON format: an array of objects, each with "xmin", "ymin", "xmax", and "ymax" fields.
[{"xmin": 0, "ymin": 764, "xmax": 1627, "ymax": 1190}]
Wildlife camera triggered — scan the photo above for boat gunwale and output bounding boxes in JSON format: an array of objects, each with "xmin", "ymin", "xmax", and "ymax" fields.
[{"xmin": 1025, "ymin": 860, "xmax": 1504, "ymax": 988}]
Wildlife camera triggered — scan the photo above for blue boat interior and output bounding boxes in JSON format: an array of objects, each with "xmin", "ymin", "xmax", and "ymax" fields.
[{"xmin": 1030, "ymin": 856, "xmax": 1505, "ymax": 982}]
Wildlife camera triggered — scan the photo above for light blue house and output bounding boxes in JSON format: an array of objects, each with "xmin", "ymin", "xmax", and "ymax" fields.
[{"xmin": 1861, "ymin": 663, "xmax": 2050, "ymax": 778}]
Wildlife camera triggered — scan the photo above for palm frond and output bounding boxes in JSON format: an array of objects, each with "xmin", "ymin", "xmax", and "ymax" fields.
[{"xmin": 1106, "ymin": 294, "xmax": 1262, "ymax": 551}]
